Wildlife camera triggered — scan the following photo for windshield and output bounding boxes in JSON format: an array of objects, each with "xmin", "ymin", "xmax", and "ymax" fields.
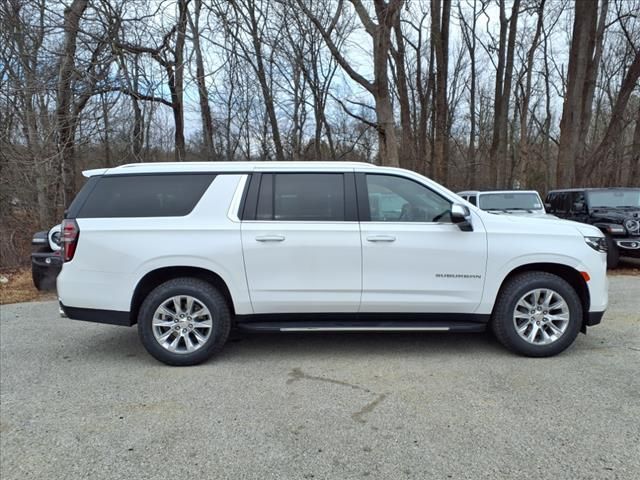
[
  {"xmin": 479, "ymin": 193, "xmax": 543, "ymax": 211},
  {"xmin": 587, "ymin": 190, "xmax": 640, "ymax": 208}
]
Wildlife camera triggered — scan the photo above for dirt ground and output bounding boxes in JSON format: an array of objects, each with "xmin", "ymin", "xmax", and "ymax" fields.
[{"xmin": 0, "ymin": 267, "xmax": 56, "ymax": 305}]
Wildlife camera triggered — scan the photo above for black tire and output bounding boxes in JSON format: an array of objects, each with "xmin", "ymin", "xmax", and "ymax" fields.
[
  {"xmin": 491, "ymin": 272, "xmax": 583, "ymax": 357},
  {"xmin": 32, "ymin": 264, "xmax": 44, "ymax": 291},
  {"xmin": 604, "ymin": 235, "xmax": 620, "ymax": 269},
  {"xmin": 138, "ymin": 278, "xmax": 231, "ymax": 366}
]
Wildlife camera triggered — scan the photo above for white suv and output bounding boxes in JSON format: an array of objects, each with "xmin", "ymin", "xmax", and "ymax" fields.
[{"xmin": 57, "ymin": 162, "xmax": 608, "ymax": 365}]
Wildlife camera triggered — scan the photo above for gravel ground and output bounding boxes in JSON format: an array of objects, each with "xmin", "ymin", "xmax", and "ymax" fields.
[{"xmin": 1, "ymin": 276, "xmax": 639, "ymax": 480}]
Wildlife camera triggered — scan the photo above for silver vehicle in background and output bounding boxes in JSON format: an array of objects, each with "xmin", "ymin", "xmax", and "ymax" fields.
[{"xmin": 458, "ymin": 190, "xmax": 555, "ymax": 218}]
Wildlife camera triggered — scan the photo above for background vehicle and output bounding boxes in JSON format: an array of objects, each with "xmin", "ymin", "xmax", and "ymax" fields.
[
  {"xmin": 458, "ymin": 190, "xmax": 553, "ymax": 218},
  {"xmin": 31, "ymin": 224, "xmax": 62, "ymax": 291},
  {"xmin": 57, "ymin": 162, "xmax": 607, "ymax": 365},
  {"xmin": 546, "ymin": 188, "xmax": 640, "ymax": 268}
]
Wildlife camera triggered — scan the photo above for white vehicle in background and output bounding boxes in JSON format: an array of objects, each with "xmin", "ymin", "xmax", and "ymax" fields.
[
  {"xmin": 458, "ymin": 190, "xmax": 555, "ymax": 218},
  {"xmin": 57, "ymin": 162, "xmax": 608, "ymax": 365}
]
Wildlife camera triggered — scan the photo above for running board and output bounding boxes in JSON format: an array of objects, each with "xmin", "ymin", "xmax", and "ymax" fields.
[{"xmin": 236, "ymin": 321, "xmax": 486, "ymax": 333}]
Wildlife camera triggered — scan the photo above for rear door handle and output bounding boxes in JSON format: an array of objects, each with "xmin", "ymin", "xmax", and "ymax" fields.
[
  {"xmin": 255, "ymin": 234, "xmax": 285, "ymax": 242},
  {"xmin": 366, "ymin": 235, "xmax": 396, "ymax": 243}
]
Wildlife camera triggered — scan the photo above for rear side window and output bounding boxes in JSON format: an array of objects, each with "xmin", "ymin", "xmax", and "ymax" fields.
[
  {"xmin": 76, "ymin": 174, "xmax": 216, "ymax": 218},
  {"xmin": 468, "ymin": 195, "xmax": 477, "ymax": 206},
  {"xmin": 256, "ymin": 173, "xmax": 345, "ymax": 221}
]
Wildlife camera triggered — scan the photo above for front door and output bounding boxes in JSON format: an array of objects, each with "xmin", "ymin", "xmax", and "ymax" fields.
[
  {"xmin": 241, "ymin": 172, "xmax": 361, "ymax": 313},
  {"xmin": 358, "ymin": 173, "xmax": 487, "ymax": 313}
]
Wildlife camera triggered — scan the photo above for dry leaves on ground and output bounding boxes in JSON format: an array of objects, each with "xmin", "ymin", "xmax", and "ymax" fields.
[{"xmin": 0, "ymin": 267, "xmax": 56, "ymax": 305}]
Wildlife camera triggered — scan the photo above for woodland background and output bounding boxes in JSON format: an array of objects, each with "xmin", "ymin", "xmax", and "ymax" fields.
[{"xmin": 1, "ymin": 0, "xmax": 639, "ymax": 267}]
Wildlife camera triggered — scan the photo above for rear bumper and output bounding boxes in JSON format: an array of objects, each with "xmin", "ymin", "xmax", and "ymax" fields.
[
  {"xmin": 585, "ymin": 311, "xmax": 605, "ymax": 327},
  {"xmin": 59, "ymin": 301, "xmax": 133, "ymax": 326}
]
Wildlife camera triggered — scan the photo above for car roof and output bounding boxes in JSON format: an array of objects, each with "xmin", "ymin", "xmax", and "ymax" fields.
[
  {"xmin": 457, "ymin": 190, "xmax": 540, "ymax": 195},
  {"xmin": 84, "ymin": 161, "xmax": 379, "ymax": 177}
]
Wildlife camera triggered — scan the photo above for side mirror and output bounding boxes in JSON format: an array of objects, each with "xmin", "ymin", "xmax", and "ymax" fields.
[
  {"xmin": 573, "ymin": 201, "xmax": 585, "ymax": 213},
  {"xmin": 451, "ymin": 204, "xmax": 473, "ymax": 232},
  {"xmin": 544, "ymin": 202, "xmax": 552, "ymax": 211}
]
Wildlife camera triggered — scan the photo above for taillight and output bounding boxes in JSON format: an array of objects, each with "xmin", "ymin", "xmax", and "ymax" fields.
[{"xmin": 62, "ymin": 219, "xmax": 80, "ymax": 262}]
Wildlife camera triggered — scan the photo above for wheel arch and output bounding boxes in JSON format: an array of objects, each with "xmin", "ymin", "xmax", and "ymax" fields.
[
  {"xmin": 494, "ymin": 263, "xmax": 590, "ymax": 327},
  {"xmin": 130, "ymin": 266, "xmax": 236, "ymax": 325}
]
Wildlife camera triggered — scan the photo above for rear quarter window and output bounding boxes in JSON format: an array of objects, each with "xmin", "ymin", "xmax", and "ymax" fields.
[{"xmin": 76, "ymin": 174, "xmax": 216, "ymax": 218}]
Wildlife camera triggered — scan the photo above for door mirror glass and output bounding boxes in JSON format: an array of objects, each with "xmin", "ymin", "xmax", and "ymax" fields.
[
  {"xmin": 572, "ymin": 201, "xmax": 585, "ymax": 213},
  {"xmin": 451, "ymin": 204, "xmax": 473, "ymax": 231}
]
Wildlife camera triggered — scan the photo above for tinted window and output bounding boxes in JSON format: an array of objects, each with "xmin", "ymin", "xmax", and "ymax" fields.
[
  {"xmin": 571, "ymin": 191, "xmax": 587, "ymax": 213},
  {"xmin": 77, "ymin": 174, "xmax": 215, "ymax": 218},
  {"xmin": 255, "ymin": 173, "xmax": 345, "ymax": 221},
  {"xmin": 366, "ymin": 174, "xmax": 452, "ymax": 222},
  {"xmin": 468, "ymin": 195, "xmax": 477, "ymax": 206},
  {"xmin": 549, "ymin": 192, "xmax": 571, "ymax": 214}
]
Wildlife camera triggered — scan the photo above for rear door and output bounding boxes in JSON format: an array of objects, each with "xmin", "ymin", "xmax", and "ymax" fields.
[
  {"xmin": 241, "ymin": 172, "xmax": 362, "ymax": 313},
  {"xmin": 357, "ymin": 172, "xmax": 487, "ymax": 313}
]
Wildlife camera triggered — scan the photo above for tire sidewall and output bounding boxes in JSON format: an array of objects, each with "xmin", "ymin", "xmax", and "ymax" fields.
[
  {"xmin": 604, "ymin": 235, "xmax": 619, "ymax": 269},
  {"xmin": 495, "ymin": 274, "xmax": 582, "ymax": 357},
  {"xmin": 138, "ymin": 279, "xmax": 230, "ymax": 366}
]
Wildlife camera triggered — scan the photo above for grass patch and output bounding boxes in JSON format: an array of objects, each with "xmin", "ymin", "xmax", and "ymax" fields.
[{"xmin": 0, "ymin": 267, "xmax": 56, "ymax": 305}]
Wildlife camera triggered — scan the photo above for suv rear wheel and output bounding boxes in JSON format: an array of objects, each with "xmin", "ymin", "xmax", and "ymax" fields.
[
  {"xmin": 138, "ymin": 278, "xmax": 231, "ymax": 366},
  {"xmin": 492, "ymin": 272, "xmax": 582, "ymax": 357}
]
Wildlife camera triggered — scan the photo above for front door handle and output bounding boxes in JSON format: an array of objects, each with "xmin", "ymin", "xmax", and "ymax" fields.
[
  {"xmin": 255, "ymin": 234, "xmax": 285, "ymax": 242},
  {"xmin": 366, "ymin": 235, "xmax": 396, "ymax": 243}
]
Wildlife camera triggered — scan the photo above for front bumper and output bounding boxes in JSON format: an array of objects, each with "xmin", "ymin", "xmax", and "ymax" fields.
[
  {"xmin": 614, "ymin": 237, "xmax": 640, "ymax": 255},
  {"xmin": 31, "ymin": 252, "xmax": 63, "ymax": 270}
]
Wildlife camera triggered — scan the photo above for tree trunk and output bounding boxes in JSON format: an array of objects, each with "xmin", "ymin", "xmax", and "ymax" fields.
[
  {"xmin": 392, "ymin": 15, "xmax": 415, "ymax": 170},
  {"xmin": 556, "ymin": 0, "xmax": 598, "ymax": 187},
  {"xmin": 189, "ymin": 0, "xmax": 215, "ymax": 160},
  {"xmin": 171, "ymin": 0, "xmax": 188, "ymax": 161},
  {"xmin": 489, "ymin": 0, "xmax": 520, "ymax": 188},
  {"xmin": 430, "ymin": 0, "xmax": 451, "ymax": 183},
  {"xmin": 576, "ymin": 0, "xmax": 609, "ymax": 178},
  {"xmin": 459, "ymin": 0, "xmax": 478, "ymax": 187},
  {"xmin": 517, "ymin": 0, "xmax": 545, "ymax": 186},
  {"xmin": 56, "ymin": 0, "xmax": 88, "ymax": 204}
]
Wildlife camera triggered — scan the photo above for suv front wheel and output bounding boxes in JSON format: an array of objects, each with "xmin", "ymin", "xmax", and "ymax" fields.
[
  {"xmin": 138, "ymin": 278, "xmax": 231, "ymax": 366},
  {"xmin": 492, "ymin": 272, "xmax": 582, "ymax": 357}
]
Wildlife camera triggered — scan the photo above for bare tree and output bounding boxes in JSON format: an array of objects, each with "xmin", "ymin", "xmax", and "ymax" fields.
[
  {"xmin": 556, "ymin": 0, "xmax": 606, "ymax": 187},
  {"xmin": 488, "ymin": 0, "xmax": 521, "ymax": 188},
  {"xmin": 188, "ymin": 0, "xmax": 215, "ymax": 159},
  {"xmin": 298, "ymin": 0, "xmax": 405, "ymax": 166}
]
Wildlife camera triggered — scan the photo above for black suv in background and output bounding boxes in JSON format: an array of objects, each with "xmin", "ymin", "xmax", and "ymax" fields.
[
  {"xmin": 31, "ymin": 225, "xmax": 62, "ymax": 290},
  {"xmin": 545, "ymin": 188, "xmax": 640, "ymax": 268}
]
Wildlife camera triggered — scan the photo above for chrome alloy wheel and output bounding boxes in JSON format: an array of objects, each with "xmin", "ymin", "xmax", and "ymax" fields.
[
  {"xmin": 513, "ymin": 288, "xmax": 570, "ymax": 346},
  {"xmin": 152, "ymin": 295, "xmax": 213, "ymax": 354}
]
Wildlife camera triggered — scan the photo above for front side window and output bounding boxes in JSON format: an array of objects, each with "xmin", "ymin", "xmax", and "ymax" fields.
[
  {"xmin": 550, "ymin": 193, "xmax": 570, "ymax": 213},
  {"xmin": 365, "ymin": 174, "xmax": 452, "ymax": 222},
  {"xmin": 256, "ymin": 173, "xmax": 345, "ymax": 221}
]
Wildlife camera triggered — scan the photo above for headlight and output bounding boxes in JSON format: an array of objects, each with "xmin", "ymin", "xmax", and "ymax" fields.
[{"xmin": 585, "ymin": 236, "xmax": 607, "ymax": 253}]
